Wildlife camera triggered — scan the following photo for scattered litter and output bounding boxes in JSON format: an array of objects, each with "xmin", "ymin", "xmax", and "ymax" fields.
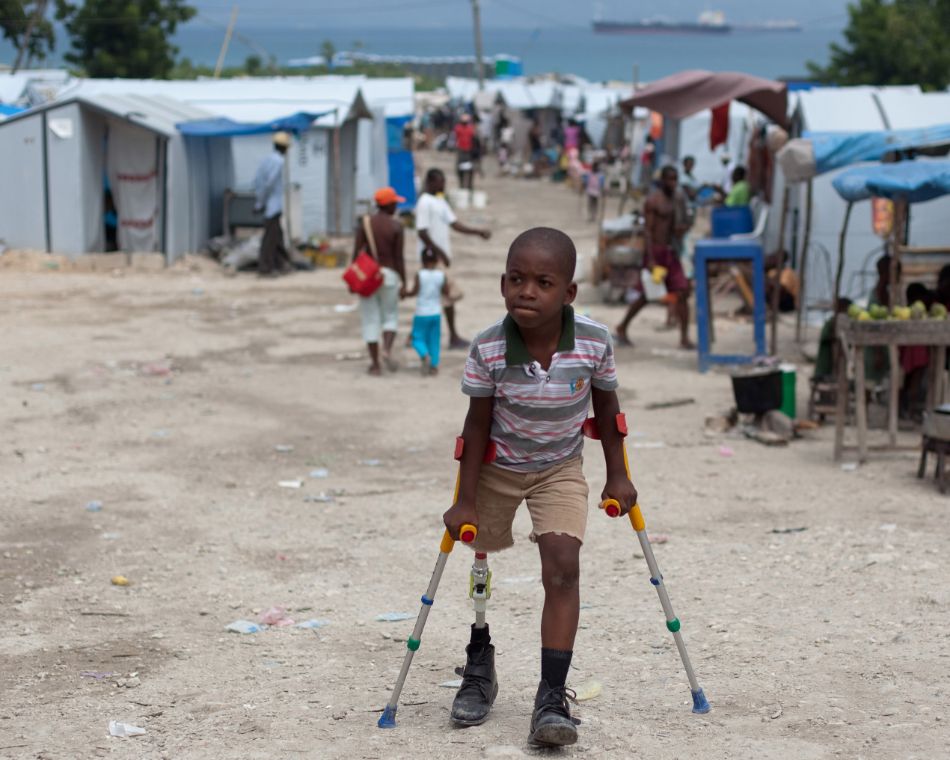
[
  {"xmin": 360, "ymin": 459, "xmax": 383, "ymax": 467},
  {"xmin": 278, "ymin": 480, "xmax": 303, "ymax": 489},
  {"xmin": 140, "ymin": 361, "xmax": 173, "ymax": 377},
  {"xmin": 304, "ymin": 492, "xmax": 335, "ymax": 503},
  {"xmin": 579, "ymin": 603, "xmax": 597, "ymax": 610},
  {"xmin": 440, "ymin": 678, "xmax": 463, "ymax": 688},
  {"xmin": 309, "ymin": 468, "xmax": 330, "ymax": 479},
  {"xmin": 191, "ymin": 288, "xmax": 205, "ymax": 296},
  {"xmin": 334, "ymin": 351, "xmax": 364, "ymax": 361},
  {"xmin": 101, "ymin": 532, "xmax": 121, "ymax": 540},
  {"xmin": 108, "ymin": 721, "xmax": 146, "ymax": 738},
  {"xmin": 81, "ymin": 671, "xmax": 116, "ymax": 680},
  {"xmin": 770, "ymin": 705, "xmax": 783, "ymax": 720},
  {"xmin": 296, "ymin": 619, "xmax": 331, "ymax": 630},
  {"xmin": 631, "ymin": 442, "xmax": 665, "ymax": 450},
  {"xmin": 499, "ymin": 576, "xmax": 536, "ymax": 585},
  {"xmin": 744, "ymin": 428, "xmax": 789, "ymax": 447},
  {"xmin": 259, "ymin": 606, "xmax": 295, "ymax": 627},
  {"xmin": 718, "ymin": 445, "xmax": 734, "ymax": 458},
  {"xmin": 645, "ymin": 398, "xmax": 695, "ymax": 410},
  {"xmin": 880, "ymin": 523, "xmax": 897, "ymax": 532},
  {"xmin": 151, "ymin": 429, "xmax": 170, "ymax": 439},
  {"xmin": 374, "ymin": 612, "xmax": 413, "ymax": 622},
  {"xmin": 30, "ymin": 383, "xmax": 45, "ymax": 391},
  {"xmin": 840, "ymin": 462, "xmax": 859, "ymax": 472},
  {"xmin": 226, "ymin": 620, "xmax": 262, "ymax": 634},
  {"xmin": 770, "ymin": 527, "xmax": 807, "ymax": 534},
  {"xmin": 85, "ymin": 500, "xmax": 103, "ymax": 512},
  {"xmin": 648, "ymin": 533, "xmax": 670, "ymax": 544},
  {"xmin": 111, "ymin": 575, "xmax": 130, "ymax": 587},
  {"xmin": 573, "ymin": 679, "xmax": 603, "ymax": 702},
  {"xmin": 649, "ymin": 347, "xmax": 693, "ymax": 359},
  {"xmin": 333, "ymin": 303, "xmax": 358, "ymax": 313},
  {"xmin": 274, "ymin": 444, "xmax": 294, "ymax": 453}
]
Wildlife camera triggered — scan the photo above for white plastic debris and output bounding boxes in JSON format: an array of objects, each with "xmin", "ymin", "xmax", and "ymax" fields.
[
  {"xmin": 109, "ymin": 720, "xmax": 146, "ymax": 737},
  {"xmin": 225, "ymin": 620, "xmax": 262, "ymax": 634},
  {"xmin": 278, "ymin": 480, "xmax": 303, "ymax": 489}
]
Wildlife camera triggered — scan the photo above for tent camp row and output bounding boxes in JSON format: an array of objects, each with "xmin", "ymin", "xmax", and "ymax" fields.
[
  {"xmin": 445, "ymin": 76, "xmax": 634, "ymax": 152},
  {"xmin": 0, "ymin": 75, "xmax": 416, "ymax": 261}
]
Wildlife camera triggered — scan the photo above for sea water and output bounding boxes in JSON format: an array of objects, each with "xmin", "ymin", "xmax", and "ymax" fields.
[{"xmin": 2, "ymin": 25, "xmax": 844, "ymax": 83}]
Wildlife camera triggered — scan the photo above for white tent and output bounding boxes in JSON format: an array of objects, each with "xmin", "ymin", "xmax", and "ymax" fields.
[
  {"xmin": 0, "ymin": 69, "xmax": 71, "ymax": 107},
  {"xmin": 768, "ymin": 86, "xmax": 950, "ymax": 317},
  {"xmin": 49, "ymin": 78, "xmax": 372, "ymax": 236},
  {"xmin": 0, "ymin": 93, "xmax": 228, "ymax": 261}
]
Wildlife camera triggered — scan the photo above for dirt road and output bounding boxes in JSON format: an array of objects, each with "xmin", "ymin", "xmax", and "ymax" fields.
[{"xmin": 1, "ymin": 153, "xmax": 947, "ymax": 759}]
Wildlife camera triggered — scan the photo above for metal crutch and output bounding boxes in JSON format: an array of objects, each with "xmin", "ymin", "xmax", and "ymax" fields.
[
  {"xmin": 593, "ymin": 413, "xmax": 711, "ymax": 714},
  {"xmin": 377, "ymin": 437, "xmax": 483, "ymax": 728}
]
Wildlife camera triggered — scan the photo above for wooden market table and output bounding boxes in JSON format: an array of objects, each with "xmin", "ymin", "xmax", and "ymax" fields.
[{"xmin": 834, "ymin": 317, "xmax": 950, "ymax": 462}]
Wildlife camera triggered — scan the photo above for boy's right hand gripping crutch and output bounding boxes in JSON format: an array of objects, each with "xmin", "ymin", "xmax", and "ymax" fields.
[
  {"xmin": 586, "ymin": 413, "xmax": 710, "ymax": 714},
  {"xmin": 377, "ymin": 436, "xmax": 485, "ymax": 729}
]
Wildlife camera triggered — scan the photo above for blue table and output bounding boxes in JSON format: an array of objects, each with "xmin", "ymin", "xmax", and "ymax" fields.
[{"xmin": 694, "ymin": 239, "xmax": 767, "ymax": 373}]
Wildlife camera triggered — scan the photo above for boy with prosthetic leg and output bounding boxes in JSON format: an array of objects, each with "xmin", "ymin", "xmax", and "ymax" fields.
[{"xmin": 444, "ymin": 227, "xmax": 637, "ymax": 746}]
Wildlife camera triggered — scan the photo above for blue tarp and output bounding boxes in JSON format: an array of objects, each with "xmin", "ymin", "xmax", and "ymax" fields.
[
  {"xmin": 806, "ymin": 124, "xmax": 950, "ymax": 176},
  {"xmin": 832, "ymin": 160, "xmax": 950, "ymax": 204},
  {"xmin": 386, "ymin": 115, "xmax": 416, "ymax": 209},
  {"xmin": 175, "ymin": 111, "xmax": 331, "ymax": 137},
  {"xmin": 0, "ymin": 103, "xmax": 25, "ymax": 117}
]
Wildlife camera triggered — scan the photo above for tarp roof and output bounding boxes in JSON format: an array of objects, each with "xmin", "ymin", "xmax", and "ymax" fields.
[
  {"xmin": 833, "ymin": 160, "xmax": 950, "ymax": 204},
  {"xmin": 620, "ymin": 70, "xmax": 788, "ymax": 125},
  {"xmin": 445, "ymin": 77, "xmax": 561, "ymax": 111},
  {"xmin": 0, "ymin": 92, "xmax": 214, "ymax": 137},
  {"xmin": 779, "ymin": 124, "xmax": 950, "ymax": 181},
  {"xmin": 873, "ymin": 91, "xmax": 950, "ymax": 130},
  {"xmin": 50, "ymin": 78, "xmax": 372, "ymax": 128},
  {"xmin": 176, "ymin": 111, "xmax": 331, "ymax": 137},
  {"xmin": 794, "ymin": 85, "xmax": 922, "ymax": 132}
]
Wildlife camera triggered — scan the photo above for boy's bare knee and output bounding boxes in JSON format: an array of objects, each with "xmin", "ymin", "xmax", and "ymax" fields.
[{"xmin": 539, "ymin": 536, "xmax": 581, "ymax": 591}]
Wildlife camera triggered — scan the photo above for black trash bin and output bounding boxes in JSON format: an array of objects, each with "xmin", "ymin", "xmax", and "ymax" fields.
[{"xmin": 731, "ymin": 368, "xmax": 783, "ymax": 415}]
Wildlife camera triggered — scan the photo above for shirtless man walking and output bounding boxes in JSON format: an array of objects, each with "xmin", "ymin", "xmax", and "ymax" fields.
[
  {"xmin": 353, "ymin": 187, "xmax": 407, "ymax": 375},
  {"xmin": 615, "ymin": 165, "xmax": 693, "ymax": 349}
]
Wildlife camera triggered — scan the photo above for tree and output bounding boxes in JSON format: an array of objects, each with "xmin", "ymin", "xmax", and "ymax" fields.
[
  {"xmin": 55, "ymin": 0, "xmax": 196, "ymax": 78},
  {"xmin": 808, "ymin": 0, "xmax": 950, "ymax": 91},
  {"xmin": 244, "ymin": 54, "xmax": 262, "ymax": 75},
  {"xmin": 320, "ymin": 39, "xmax": 335, "ymax": 67},
  {"xmin": 1, "ymin": 1, "xmax": 55, "ymax": 66}
]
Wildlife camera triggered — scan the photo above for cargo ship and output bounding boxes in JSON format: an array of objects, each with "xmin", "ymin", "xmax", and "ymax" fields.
[{"xmin": 592, "ymin": 10, "xmax": 732, "ymax": 34}]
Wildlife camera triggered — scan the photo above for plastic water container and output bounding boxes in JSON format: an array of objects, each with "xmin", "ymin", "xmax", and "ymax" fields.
[
  {"xmin": 448, "ymin": 189, "xmax": 470, "ymax": 209},
  {"xmin": 780, "ymin": 363, "xmax": 797, "ymax": 420},
  {"xmin": 472, "ymin": 190, "xmax": 487, "ymax": 209},
  {"xmin": 711, "ymin": 206, "xmax": 754, "ymax": 238}
]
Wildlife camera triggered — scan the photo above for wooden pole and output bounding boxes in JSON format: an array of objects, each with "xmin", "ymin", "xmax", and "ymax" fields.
[
  {"xmin": 833, "ymin": 201, "xmax": 854, "ymax": 312},
  {"xmin": 214, "ymin": 6, "xmax": 239, "ymax": 79},
  {"xmin": 889, "ymin": 198, "xmax": 907, "ymax": 308},
  {"xmin": 471, "ymin": 0, "xmax": 485, "ymax": 90},
  {"xmin": 333, "ymin": 112, "xmax": 343, "ymax": 235},
  {"xmin": 770, "ymin": 185, "xmax": 790, "ymax": 355},
  {"xmin": 795, "ymin": 179, "xmax": 813, "ymax": 343}
]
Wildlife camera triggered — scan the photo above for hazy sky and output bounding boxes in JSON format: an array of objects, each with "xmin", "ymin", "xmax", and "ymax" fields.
[{"xmin": 188, "ymin": 0, "xmax": 853, "ymax": 29}]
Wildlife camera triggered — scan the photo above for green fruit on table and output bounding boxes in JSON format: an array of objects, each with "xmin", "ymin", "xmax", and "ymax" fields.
[
  {"xmin": 910, "ymin": 301, "xmax": 927, "ymax": 320},
  {"xmin": 870, "ymin": 304, "xmax": 890, "ymax": 320},
  {"xmin": 931, "ymin": 303, "xmax": 948, "ymax": 319},
  {"xmin": 857, "ymin": 310, "xmax": 872, "ymax": 322},
  {"xmin": 891, "ymin": 306, "xmax": 912, "ymax": 320},
  {"xmin": 847, "ymin": 303, "xmax": 862, "ymax": 319}
]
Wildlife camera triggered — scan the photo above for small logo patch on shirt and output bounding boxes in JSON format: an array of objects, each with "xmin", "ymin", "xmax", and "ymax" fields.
[{"xmin": 570, "ymin": 378, "xmax": 585, "ymax": 393}]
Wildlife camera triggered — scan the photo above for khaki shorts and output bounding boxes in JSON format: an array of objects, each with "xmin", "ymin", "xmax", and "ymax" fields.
[{"xmin": 472, "ymin": 457, "xmax": 589, "ymax": 553}]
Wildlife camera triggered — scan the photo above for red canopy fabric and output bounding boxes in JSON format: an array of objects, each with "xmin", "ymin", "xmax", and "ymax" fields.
[{"xmin": 620, "ymin": 70, "xmax": 788, "ymax": 126}]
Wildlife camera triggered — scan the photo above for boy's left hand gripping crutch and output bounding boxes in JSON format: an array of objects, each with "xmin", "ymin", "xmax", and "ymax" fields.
[
  {"xmin": 377, "ymin": 436, "xmax": 485, "ymax": 728},
  {"xmin": 588, "ymin": 413, "xmax": 710, "ymax": 715}
]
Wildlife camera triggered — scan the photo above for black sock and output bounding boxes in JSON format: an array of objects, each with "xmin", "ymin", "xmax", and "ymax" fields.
[
  {"xmin": 469, "ymin": 624, "xmax": 491, "ymax": 648},
  {"xmin": 541, "ymin": 648, "xmax": 573, "ymax": 687}
]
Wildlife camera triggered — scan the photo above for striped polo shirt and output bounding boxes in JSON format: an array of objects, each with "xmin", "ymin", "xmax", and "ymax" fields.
[{"xmin": 462, "ymin": 306, "xmax": 619, "ymax": 472}]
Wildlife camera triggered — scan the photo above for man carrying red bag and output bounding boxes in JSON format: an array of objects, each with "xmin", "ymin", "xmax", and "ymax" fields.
[{"xmin": 351, "ymin": 187, "xmax": 407, "ymax": 375}]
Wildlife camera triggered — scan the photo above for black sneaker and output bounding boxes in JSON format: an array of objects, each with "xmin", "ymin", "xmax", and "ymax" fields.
[
  {"xmin": 528, "ymin": 679, "xmax": 578, "ymax": 747},
  {"xmin": 450, "ymin": 644, "xmax": 498, "ymax": 726}
]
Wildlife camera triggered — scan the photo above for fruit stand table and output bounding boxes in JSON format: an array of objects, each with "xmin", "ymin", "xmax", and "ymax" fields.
[{"xmin": 834, "ymin": 317, "xmax": 950, "ymax": 462}]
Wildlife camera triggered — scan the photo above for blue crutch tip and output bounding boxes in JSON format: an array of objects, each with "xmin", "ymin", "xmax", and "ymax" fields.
[
  {"xmin": 691, "ymin": 688, "xmax": 711, "ymax": 714},
  {"xmin": 377, "ymin": 705, "xmax": 398, "ymax": 728}
]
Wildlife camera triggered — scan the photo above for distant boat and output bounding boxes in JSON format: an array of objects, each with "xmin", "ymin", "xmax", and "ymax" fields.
[{"xmin": 592, "ymin": 10, "xmax": 732, "ymax": 35}]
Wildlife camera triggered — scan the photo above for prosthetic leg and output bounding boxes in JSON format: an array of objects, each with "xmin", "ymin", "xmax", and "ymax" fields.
[
  {"xmin": 377, "ymin": 438, "xmax": 491, "ymax": 729},
  {"xmin": 587, "ymin": 413, "xmax": 711, "ymax": 714}
]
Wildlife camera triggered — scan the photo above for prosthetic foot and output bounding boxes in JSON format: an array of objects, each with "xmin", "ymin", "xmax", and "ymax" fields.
[
  {"xmin": 528, "ymin": 680, "xmax": 578, "ymax": 747},
  {"xmin": 450, "ymin": 642, "xmax": 498, "ymax": 726}
]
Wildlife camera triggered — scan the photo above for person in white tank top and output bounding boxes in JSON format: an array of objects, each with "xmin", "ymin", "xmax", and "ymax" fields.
[{"xmin": 402, "ymin": 248, "xmax": 449, "ymax": 375}]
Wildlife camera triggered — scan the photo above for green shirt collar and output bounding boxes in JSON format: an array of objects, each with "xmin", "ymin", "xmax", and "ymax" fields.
[{"xmin": 503, "ymin": 305, "xmax": 575, "ymax": 366}]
